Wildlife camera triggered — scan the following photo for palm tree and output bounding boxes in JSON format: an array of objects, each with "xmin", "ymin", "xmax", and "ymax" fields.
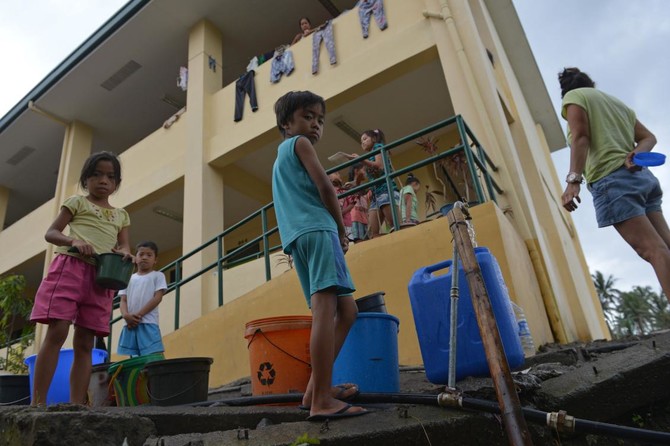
[
  {"xmin": 591, "ymin": 271, "xmax": 620, "ymax": 336},
  {"xmin": 613, "ymin": 313, "xmax": 636, "ymax": 338},
  {"xmin": 648, "ymin": 290, "xmax": 670, "ymax": 331},
  {"xmin": 616, "ymin": 286, "xmax": 654, "ymax": 336}
]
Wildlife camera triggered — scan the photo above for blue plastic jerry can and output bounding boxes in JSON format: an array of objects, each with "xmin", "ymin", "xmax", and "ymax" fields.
[{"xmin": 408, "ymin": 247, "xmax": 524, "ymax": 383}]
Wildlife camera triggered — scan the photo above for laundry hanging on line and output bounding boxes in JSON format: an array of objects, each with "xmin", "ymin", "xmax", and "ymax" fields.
[
  {"xmin": 270, "ymin": 46, "xmax": 295, "ymax": 83},
  {"xmin": 177, "ymin": 66, "xmax": 188, "ymax": 91},
  {"xmin": 312, "ymin": 20, "xmax": 337, "ymax": 75},
  {"xmin": 234, "ymin": 70, "xmax": 258, "ymax": 122},
  {"xmin": 358, "ymin": 0, "xmax": 388, "ymax": 38}
]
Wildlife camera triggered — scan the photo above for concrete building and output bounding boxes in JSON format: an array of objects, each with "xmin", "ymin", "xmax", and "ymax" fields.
[{"xmin": 0, "ymin": 0, "xmax": 608, "ymax": 386}]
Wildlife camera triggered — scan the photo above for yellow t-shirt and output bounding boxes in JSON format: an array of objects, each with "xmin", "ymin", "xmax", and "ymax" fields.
[
  {"xmin": 561, "ymin": 88, "xmax": 636, "ymax": 183},
  {"xmin": 55, "ymin": 195, "xmax": 130, "ymax": 262}
]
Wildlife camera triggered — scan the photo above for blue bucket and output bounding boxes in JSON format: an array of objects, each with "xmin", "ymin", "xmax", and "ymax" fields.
[
  {"xmin": 25, "ymin": 348, "xmax": 108, "ymax": 404},
  {"xmin": 408, "ymin": 247, "xmax": 523, "ymax": 383},
  {"xmin": 332, "ymin": 313, "xmax": 400, "ymax": 393}
]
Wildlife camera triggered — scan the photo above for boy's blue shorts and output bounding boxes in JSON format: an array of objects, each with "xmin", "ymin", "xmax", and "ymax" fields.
[
  {"xmin": 117, "ymin": 323, "xmax": 164, "ymax": 356},
  {"xmin": 287, "ymin": 230, "xmax": 355, "ymax": 308}
]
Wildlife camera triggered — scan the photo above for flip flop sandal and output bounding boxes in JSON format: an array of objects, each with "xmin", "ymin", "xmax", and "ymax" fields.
[
  {"xmin": 307, "ymin": 404, "xmax": 370, "ymax": 422},
  {"xmin": 299, "ymin": 384, "xmax": 360, "ymax": 410},
  {"xmin": 333, "ymin": 383, "xmax": 360, "ymax": 401}
]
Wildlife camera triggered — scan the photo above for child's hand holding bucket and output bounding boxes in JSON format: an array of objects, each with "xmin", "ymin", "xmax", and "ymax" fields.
[{"xmin": 112, "ymin": 246, "xmax": 135, "ymax": 263}]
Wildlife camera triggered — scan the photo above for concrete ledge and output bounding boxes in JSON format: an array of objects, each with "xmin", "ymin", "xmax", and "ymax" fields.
[
  {"xmin": 113, "ymin": 405, "xmax": 306, "ymax": 436},
  {"xmin": 140, "ymin": 405, "xmax": 559, "ymax": 446},
  {"xmin": 535, "ymin": 332, "xmax": 670, "ymax": 420},
  {"xmin": 0, "ymin": 404, "xmax": 156, "ymax": 446}
]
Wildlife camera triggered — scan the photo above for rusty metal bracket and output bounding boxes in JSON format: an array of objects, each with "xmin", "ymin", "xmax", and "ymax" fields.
[
  {"xmin": 237, "ymin": 427, "xmax": 249, "ymax": 440},
  {"xmin": 548, "ymin": 410, "xmax": 576, "ymax": 433}
]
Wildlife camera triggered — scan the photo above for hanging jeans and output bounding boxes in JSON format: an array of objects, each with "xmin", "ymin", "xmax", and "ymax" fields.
[
  {"xmin": 312, "ymin": 21, "xmax": 336, "ymax": 74},
  {"xmin": 358, "ymin": 0, "xmax": 388, "ymax": 38},
  {"xmin": 234, "ymin": 70, "xmax": 258, "ymax": 122},
  {"xmin": 270, "ymin": 49, "xmax": 295, "ymax": 83}
]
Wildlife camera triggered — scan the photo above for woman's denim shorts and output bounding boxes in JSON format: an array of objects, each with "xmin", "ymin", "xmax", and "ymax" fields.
[
  {"xmin": 369, "ymin": 190, "xmax": 400, "ymax": 211},
  {"xmin": 587, "ymin": 166, "xmax": 663, "ymax": 228}
]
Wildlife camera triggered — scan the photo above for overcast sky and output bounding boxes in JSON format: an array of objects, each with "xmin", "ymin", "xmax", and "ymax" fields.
[{"xmin": 1, "ymin": 0, "xmax": 668, "ymax": 292}]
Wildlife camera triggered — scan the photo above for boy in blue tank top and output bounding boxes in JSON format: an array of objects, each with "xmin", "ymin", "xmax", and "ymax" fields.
[{"xmin": 272, "ymin": 91, "xmax": 368, "ymax": 421}]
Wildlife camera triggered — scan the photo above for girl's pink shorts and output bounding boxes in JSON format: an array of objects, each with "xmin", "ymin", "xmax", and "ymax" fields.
[{"xmin": 30, "ymin": 254, "xmax": 114, "ymax": 336}]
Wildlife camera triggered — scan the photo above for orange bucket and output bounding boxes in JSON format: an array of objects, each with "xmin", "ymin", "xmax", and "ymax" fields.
[{"xmin": 244, "ymin": 316, "xmax": 312, "ymax": 396}]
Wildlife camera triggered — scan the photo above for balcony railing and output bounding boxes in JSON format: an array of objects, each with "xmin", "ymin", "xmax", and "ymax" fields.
[{"xmin": 106, "ymin": 115, "xmax": 501, "ymax": 357}]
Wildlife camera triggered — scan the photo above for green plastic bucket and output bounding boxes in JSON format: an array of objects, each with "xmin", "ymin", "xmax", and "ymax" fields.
[
  {"xmin": 108, "ymin": 353, "xmax": 164, "ymax": 406},
  {"xmin": 145, "ymin": 357, "xmax": 213, "ymax": 406},
  {"xmin": 96, "ymin": 253, "xmax": 134, "ymax": 290}
]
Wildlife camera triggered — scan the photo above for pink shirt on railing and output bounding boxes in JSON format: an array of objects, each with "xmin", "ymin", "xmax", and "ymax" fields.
[
  {"xmin": 350, "ymin": 194, "xmax": 368, "ymax": 225},
  {"xmin": 337, "ymin": 187, "xmax": 355, "ymax": 227}
]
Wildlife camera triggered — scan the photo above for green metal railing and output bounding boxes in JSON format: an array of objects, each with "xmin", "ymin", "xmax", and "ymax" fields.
[{"xmin": 106, "ymin": 115, "xmax": 501, "ymax": 356}]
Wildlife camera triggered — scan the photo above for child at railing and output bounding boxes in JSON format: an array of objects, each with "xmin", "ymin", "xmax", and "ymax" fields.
[
  {"xmin": 117, "ymin": 241, "xmax": 167, "ymax": 358},
  {"xmin": 29, "ymin": 151, "xmax": 132, "ymax": 405},
  {"xmin": 272, "ymin": 91, "xmax": 368, "ymax": 421},
  {"xmin": 400, "ymin": 173, "xmax": 421, "ymax": 225},
  {"xmin": 347, "ymin": 163, "xmax": 369, "ymax": 242},
  {"xmin": 346, "ymin": 128, "xmax": 399, "ymax": 238},
  {"xmin": 329, "ymin": 172, "xmax": 355, "ymax": 242}
]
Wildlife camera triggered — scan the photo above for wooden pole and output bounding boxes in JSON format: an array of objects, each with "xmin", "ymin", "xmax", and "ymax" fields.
[{"xmin": 447, "ymin": 206, "xmax": 534, "ymax": 446}]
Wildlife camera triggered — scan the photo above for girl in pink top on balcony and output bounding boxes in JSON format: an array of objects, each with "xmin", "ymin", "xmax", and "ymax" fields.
[
  {"xmin": 347, "ymin": 163, "xmax": 369, "ymax": 242},
  {"xmin": 330, "ymin": 173, "xmax": 355, "ymax": 241}
]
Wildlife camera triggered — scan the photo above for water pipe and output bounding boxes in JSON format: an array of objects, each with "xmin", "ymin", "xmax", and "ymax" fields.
[
  {"xmin": 194, "ymin": 392, "xmax": 670, "ymax": 445},
  {"xmin": 448, "ymin": 205, "xmax": 533, "ymax": 445},
  {"xmin": 447, "ymin": 203, "xmax": 462, "ymax": 389}
]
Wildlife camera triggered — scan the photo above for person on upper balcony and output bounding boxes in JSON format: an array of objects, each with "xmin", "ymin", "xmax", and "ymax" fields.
[
  {"xmin": 559, "ymin": 67, "xmax": 670, "ymax": 302},
  {"xmin": 292, "ymin": 17, "xmax": 316, "ymax": 45}
]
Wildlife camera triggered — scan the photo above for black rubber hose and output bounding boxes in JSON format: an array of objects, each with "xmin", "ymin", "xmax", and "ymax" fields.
[
  {"xmin": 455, "ymin": 396, "xmax": 670, "ymax": 445},
  {"xmin": 572, "ymin": 418, "xmax": 670, "ymax": 445},
  {"xmin": 194, "ymin": 392, "xmax": 670, "ymax": 445}
]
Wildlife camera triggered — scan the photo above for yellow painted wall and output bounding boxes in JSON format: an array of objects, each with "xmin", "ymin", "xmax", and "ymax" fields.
[
  {"xmin": 0, "ymin": 200, "xmax": 53, "ymax": 274},
  {"xmin": 114, "ymin": 116, "xmax": 187, "ymax": 209},
  {"xmin": 163, "ymin": 201, "xmax": 553, "ymax": 387}
]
